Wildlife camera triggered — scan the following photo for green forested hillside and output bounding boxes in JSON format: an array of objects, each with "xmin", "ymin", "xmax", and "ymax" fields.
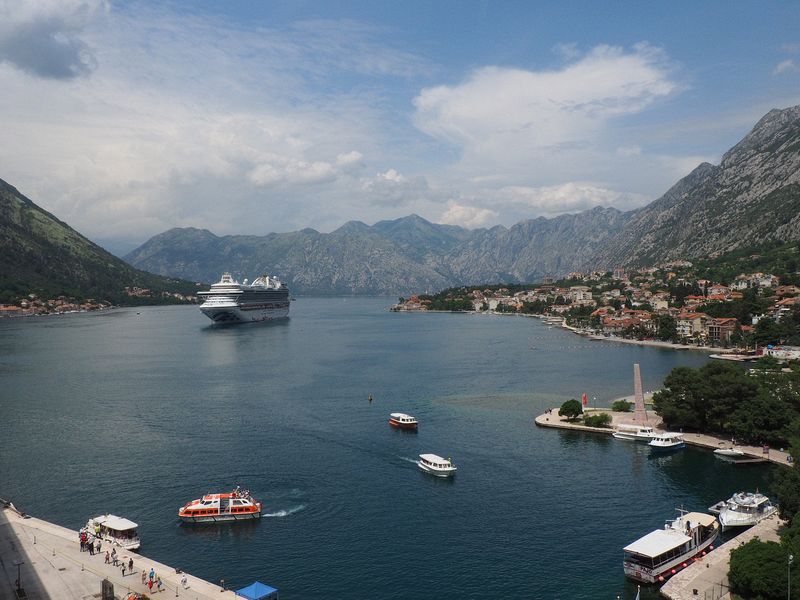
[{"xmin": 0, "ymin": 178, "xmax": 198, "ymax": 304}]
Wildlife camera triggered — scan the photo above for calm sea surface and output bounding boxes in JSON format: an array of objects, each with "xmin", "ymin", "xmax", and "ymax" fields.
[{"xmin": 0, "ymin": 298, "xmax": 774, "ymax": 599}]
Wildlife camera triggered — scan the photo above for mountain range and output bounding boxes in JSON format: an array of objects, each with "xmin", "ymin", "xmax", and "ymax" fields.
[{"xmin": 125, "ymin": 105, "xmax": 800, "ymax": 295}]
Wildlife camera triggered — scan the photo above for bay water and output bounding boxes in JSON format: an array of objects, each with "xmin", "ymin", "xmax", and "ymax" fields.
[{"xmin": 0, "ymin": 298, "xmax": 773, "ymax": 599}]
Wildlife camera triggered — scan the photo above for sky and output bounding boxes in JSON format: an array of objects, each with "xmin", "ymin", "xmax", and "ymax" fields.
[{"xmin": 1, "ymin": 1, "xmax": 799, "ymax": 253}]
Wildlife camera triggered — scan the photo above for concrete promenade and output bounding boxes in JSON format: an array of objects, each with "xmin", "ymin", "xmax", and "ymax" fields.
[
  {"xmin": 659, "ymin": 515, "xmax": 783, "ymax": 600},
  {"xmin": 0, "ymin": 505, "xmax": 239, "ymax": 600},
  {"xmin": 534, "ymin": 410, "xmax": 792, "ymax": 467}
]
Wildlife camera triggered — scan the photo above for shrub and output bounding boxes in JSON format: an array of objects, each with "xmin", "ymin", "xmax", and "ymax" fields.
[
  {"xmin": 611, "ymin": 400, "xmax": 633, "ymax": 412},
  {"xmin": 729, "ymin": 539, "xmax": 794, "ymax": 600},
  {"xmin": 584, "ymin": 413, "xmax": 612, "ymax": 428}
]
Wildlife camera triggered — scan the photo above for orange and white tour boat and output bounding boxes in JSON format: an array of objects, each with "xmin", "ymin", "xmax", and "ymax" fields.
[
  {"xmin": 178, "ymin": 487, "xmax": 262, "ymax": 523},
  {"xmin": 389, "ymin": 412, "xmax": 418, "ymax": 430}
]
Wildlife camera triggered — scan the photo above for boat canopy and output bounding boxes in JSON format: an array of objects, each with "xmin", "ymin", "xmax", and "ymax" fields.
[
  {"xmin": 683, "ymin": 512, "xmax": 717, "ymax": 527},
  {"xmin": 236, "ymin": 581, "xmax": 278, "ymax": 600},
  {"xmin": 94, "ymin": 515, "xmax": 138, "ymax": 531},
  {"xmin": 419, "ymin": 453, "xmax": 447, "ymax": 463},
  {"xmin": 623, "ymin": 529, "xmax": 690, "ymax": 558}
]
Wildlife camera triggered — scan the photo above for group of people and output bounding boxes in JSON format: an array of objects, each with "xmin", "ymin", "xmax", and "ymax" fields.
[{"xmin": 78, "ymin": 529, "xmax": 188, "ymax": 593}]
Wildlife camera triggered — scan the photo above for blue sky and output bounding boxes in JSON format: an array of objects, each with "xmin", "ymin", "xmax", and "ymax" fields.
[{"xmin": 0, "ymin": 1, "xmax": 798, "ymax": 251}]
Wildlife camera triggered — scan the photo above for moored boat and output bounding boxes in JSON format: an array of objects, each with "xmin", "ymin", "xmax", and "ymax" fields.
[
  {"xmin": 417, "ymin": 454, "xmax": 457, "ymax": 477},
  {"xmin": 713, "ymin": 447, "xmax": 745, "ymax": 459},
  {"xmin": 623, "ymin": 510, "xmax": 719, "ymax": 584},
  {"xmin": 613, "ymin": 424, "xmax": 657, "ymax": 443},
  {"xmin": 178, "ymin": 487, "xmax": 262, "ymax": 523},
  {"xmin": 648, "ymin": 433, "xmax": 685, "ymax": 453},
  {"xmin": 709, "ymin": 491, "xmax": 777, "ymax": 530},
  {"xmin": 86, "ymin": 515, "xmax": 141, "ymax": 551},
  {"xmin": 389, "ymin": 413, "xmax": 418, "ymax": 430}
]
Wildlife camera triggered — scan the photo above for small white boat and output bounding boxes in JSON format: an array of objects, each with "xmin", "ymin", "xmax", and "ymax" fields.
[
  {"xmin": 417, "ymin": 454, "xmax": 457, "ymax": 477},
  {"xmin": 389, "ymin": 413, "xmax": 418, "ymax": 430},
  {"xmin": 649, "ymin": 433, "xmax": 685, "ymax": 452},
  {"xmin": 613, "ymin": 424, "xmax": 657, "ymax": 443},
  {"xmin": 713, "ymin": 447, "xmax": 745, "ymax": 458},
  {"xmin": 86, "ymin": 515, "xmax": 140, "ymax": 551},
  {"xmin": 711, "ymin": 492, "xmax": 777, "ymax": 530}
]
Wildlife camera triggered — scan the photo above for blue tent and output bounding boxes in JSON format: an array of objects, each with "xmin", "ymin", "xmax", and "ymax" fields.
[{"xmin": 236, "ymin": 581, "xmax": 279, "ymax": 600}]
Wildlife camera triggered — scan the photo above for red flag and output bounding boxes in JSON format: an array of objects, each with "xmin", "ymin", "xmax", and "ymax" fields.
[{"xmin": 581, "ymin": 392, "xmax": 588, "ymax": 406}]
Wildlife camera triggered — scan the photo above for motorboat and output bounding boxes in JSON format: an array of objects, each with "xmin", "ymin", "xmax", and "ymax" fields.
[
  {"xmin": 389, "ymin": 413, "xmax": 418, "ymax": 430},
  {"xmin": 623, "ymin": 510, "xmax": 719, "ymax": 584},
  {"xmin": 86, "ymin": 515, "xmax": 141, "ymax": 551},
  {"xmin": 612, "ymin": 424, "xmax": 657, "ymax": 443},
  {"xmin": 713, "ymin": 447, "xmax": 746, "ymax": 459},
  {"xmin": 649, "ymin": 433, "xmax": 685, "ymax": 453},
  {"xmin": 417, "ymin": 454, "xmax": 457, "ymax": 477},
  {"xmin": 178, "ymin": 486, "xmax": 262, "ymax": 523},
  {"xmin": 708, "ymin": 492, "xmax": 777, "ymax": 530}
]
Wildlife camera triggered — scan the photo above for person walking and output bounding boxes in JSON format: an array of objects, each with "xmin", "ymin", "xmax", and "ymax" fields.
[
  {"xmin": 149, "ymin": 567, "xmax": 155, "ymax": 582},
  {"xmin": 122, "ymin": 563, "xmax": 126, "ymax": 577},
  {"xmin": 96, "ymin": 540, "xmax": 101, "ymax": 554},
  {"xmin": 128, "ymin": 558, "xmax": 133, "ymax": 573},
  {"xmin": 180, "ymin": 574, "xmax": 188, "ymax": 589},
  {"xmin": 157, "ymin": 576, "xmax": 164, "ymax": 593},
  {"xmin": 147, "ymin": 579, "xmax": 154, "ymax": 594},
  {"xmin": 141, "ymin": 569, "xmax": 147, "ymax": 585},
  {"xmin": 104, "ymin": 551, "xmax": 110, "ymax": 564}
]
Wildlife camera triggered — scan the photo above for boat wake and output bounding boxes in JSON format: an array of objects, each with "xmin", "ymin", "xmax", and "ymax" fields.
[
  {"xmin": 400, "ymin": 456, "xmax": 419, "ymax": 465},
  {"xmin": 263, "ymin": 504, "xmax": 306, "ymax": 518}
]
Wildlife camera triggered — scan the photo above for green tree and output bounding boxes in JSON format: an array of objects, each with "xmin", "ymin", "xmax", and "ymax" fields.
[
  {"xmin": 729, "ymin": 539, "xmax": 791, "ymax": 600},
  {"xmin": 584, "ymin": 413, "xmax": 612, "ymax": 427},
  {"xmin": 656, "ymin": 315, "xmax": 678, "ymax": 341},
  {"xmin": 652, "ymin": 367, "xmax": 707, "ymax": 431},
  {"xmin": 611, "ymin": 400, "xmax": 632, "ymax": 412},
  {"xmin": 558, "ymin": 399, "xmax": 583, "ymax": 421}
]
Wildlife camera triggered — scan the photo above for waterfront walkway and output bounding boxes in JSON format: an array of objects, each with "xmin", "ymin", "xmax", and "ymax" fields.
[
  {"xmin": 0, "ymin": 504, "xmax": 239, "ymax": 600},
  {"xmin": 659, "ymin": 515, "xmax": 783, "ymax": 600},
  {"xmin": 534, "ymin": 410, "xmax": 792, "ymax": 467}
]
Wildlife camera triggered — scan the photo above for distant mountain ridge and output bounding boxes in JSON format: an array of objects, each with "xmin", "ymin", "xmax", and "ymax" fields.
[{"xmin": 125, "ymin": 105, "xmax": 800, "ymax": 295}]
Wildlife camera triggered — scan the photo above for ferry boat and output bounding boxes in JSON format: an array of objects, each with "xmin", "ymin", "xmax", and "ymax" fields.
[
  {"xmin": 389, "ymin": 413, "xmax": 418, "ymax": 430},
  {"xmin": 623, "ymin": 510, "xmax": 719, "ymax": 584},
  {"xmin": 648, "ymin": 433, "xmax": 685, "ymax": 453},
  {"xmin": 612, "ymin": 424, "xmax": 657, "ymax": 443},
  {"xmin": 86, "ymin": 515, "xmax": 141, "ymax": 551},
  {"xmin": 709, "ymin": 491, "xmax": 777, "ymax": 530},
  {"xmin": 178, "ymin": 487, "xmax": 262, "ymax": 523},
  {"xmin": 198, "ymin": 273, "xmax": 290, "ymax": 323},
  {"xmin": 417, "ymin": 454, "xmax": 457, "ymax": 478}
]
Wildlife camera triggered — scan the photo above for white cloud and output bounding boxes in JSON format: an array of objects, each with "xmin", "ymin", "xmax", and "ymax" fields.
[
  {"xmin": 774, "ymin": 59, "xmax": 799, "ymax": 75},
  {"xmin": 440, "ymin": 201, "xmax": 498, "ymax": 228}
]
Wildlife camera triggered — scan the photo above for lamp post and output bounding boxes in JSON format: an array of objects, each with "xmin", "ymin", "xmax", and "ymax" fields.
[
  {"xmin": 13, "ymin": 560, "xmax": 24, "ymax": 591},
  {"xmin": 789, "ymin": 554, "xmax": 794, "ymax": 600}
]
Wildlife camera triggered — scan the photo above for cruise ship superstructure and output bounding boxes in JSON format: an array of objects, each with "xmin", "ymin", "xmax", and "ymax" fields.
[{"xmin": 198, "ymin": 273, "xmax": 290, "ymax": 323}]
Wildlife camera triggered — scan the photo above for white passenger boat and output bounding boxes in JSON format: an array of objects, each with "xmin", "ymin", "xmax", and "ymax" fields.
[
  {"xmin": 623, "ymin": 510, "xmax": 719, "ymax": 584},
  {"xmin": 417, "ymin": 454, "xmax": 457, "ymax": 477},
  {"xmin": 612, "ymin": 424, "xmax": 657, "ymax": 443},
  {"xmin": 389, "ymin": 413, "xmax": 418, "ymax": 430},
  {"xmin": 709, "ymin": 492, "xmax": 777, "ymax": 530},
  {"xmin": 648, "ymin": 433, "xmax": 685, "ymax": 453},
  {"xmin": 86, "ymin": 515, "xmax": 141, "ymax": 551}
]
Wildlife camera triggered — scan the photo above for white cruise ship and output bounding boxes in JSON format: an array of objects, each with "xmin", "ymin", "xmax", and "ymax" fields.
[{"xmin": 198, "ymin": 273, "xmax": 290, "ymax": 323}]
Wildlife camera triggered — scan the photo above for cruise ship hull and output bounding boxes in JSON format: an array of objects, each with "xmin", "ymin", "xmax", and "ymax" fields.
[{"xmin": 199, "ymin": 302, "xmax": 289, "ymax": 323}]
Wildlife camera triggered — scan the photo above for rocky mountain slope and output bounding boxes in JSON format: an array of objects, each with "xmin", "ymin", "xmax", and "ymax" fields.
[
  {"xmin": 0, "ymin": 179, "xmax": 196, "ymax": 303},
  {"xmin": 593, "ymin": 106, "xmax": 800, "ymax": 268},
  {"xmin": 123, "ymin": 103, "xmax": 800, "ymax": 294}
]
